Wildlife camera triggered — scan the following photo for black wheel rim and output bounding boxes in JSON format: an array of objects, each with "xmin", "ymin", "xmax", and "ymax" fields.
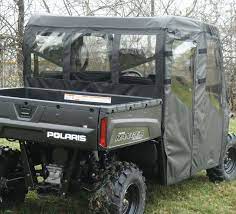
[
  {"xmin": 224, "ymin": 147, "xmax": 236, "ymax": 175},
  {"xmin": 122, "ymin": 183, "xmax": 139, "ymax": 214}
]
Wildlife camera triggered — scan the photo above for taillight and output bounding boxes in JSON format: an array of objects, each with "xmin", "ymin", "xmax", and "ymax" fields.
[{"xmin": 99, "ymin": 117, "xmax": 108, "ymax": 148}]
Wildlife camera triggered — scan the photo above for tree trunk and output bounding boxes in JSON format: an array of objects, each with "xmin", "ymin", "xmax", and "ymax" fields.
[
  {"xmin": 151, "ymin": 0, "xmax": 155, "ymax": 16},
  {"xmin": 15, "ymin": 0, "xmax": 24, "ymax": 86}
]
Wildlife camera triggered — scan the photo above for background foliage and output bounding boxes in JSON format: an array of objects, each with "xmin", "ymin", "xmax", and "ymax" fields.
[
  {"xmin": 0, "ymin": 1, "xmax": 235, "ymax": 109},
  {"xmin": 0, "ymin": 1, "xmax": 235, "ymax": 213}
]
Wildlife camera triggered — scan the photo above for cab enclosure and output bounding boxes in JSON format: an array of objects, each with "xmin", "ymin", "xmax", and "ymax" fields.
[{"xmin": 0, "ymin": 15, "xmax": 229, "ymax": 206}]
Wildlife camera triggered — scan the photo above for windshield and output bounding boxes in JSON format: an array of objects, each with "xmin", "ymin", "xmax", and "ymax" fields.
[{"xmin": 30, "ymin": 31, "xmax": 157, "ymax": 81}]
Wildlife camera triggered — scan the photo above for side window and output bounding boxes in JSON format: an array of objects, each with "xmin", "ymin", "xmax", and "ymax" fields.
[
  {"xmin": 119, "ymin": 35, "xmax": 156, "ymax": 82},
  {"xmin": 206, "ymin": 40, "xmax": 221, "ymax": 110},
  {"xmin": 171, "ymin": 40, "xmax": 196, "ymax": 107}
]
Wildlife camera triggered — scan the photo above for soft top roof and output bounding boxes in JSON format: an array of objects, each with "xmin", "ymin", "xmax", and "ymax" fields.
[{"xmin": 27, "ymin": 15, "xmax": 218, "ymax": 35}]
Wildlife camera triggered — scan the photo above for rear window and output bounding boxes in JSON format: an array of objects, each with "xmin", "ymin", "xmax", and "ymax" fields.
[
  {"xmin": 30, "ymin": 31, "xmax": 159, "ymax": 85},
  {"xmin": 71, "ymin": 33, "xmax": 112, "ymax": 72},
  {"xmin": 31, "ymin": 32, "xmax": 65, "ymax": 77},
  {"xmin": 119, "ymin": 35, "xmax": 156, "ymax": 79}
]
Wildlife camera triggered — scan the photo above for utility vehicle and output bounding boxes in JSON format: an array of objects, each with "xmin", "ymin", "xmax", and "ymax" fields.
[{"xmin": 0, "ymin": 15, "xmax": 235, "ymax": 213}]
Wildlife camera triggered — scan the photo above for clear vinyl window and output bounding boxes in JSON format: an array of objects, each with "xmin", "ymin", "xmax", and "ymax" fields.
[
  {"xmin": 71, "ymin": 33, "xmax": 112, "ymax": 72},
  {"xmin": 30, "ymin": 31, "xmax": 159, "ymax": 85},
  {"xmin": 119, "ymin": 35, "xmax": 156, "ymax": 81},
  {"xmin": 31, "ymin": 32, "xmax": 65, "ymax": 77},
  {"xmin": 171, "ymin": 40, "xmax": 196, "ymax": 107},
  {"xmin": 206, "ymin": 40, "xmax": 221, "ymax": 110}
]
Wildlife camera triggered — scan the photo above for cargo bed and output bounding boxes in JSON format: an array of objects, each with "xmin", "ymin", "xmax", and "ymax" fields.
[
  {"xmin": 0, "ymin": 87, "xmax": 162, "ymax": 150},
  {"xmin": 0, "ymin": 87, "xmax": 154, "ymax": 105}
]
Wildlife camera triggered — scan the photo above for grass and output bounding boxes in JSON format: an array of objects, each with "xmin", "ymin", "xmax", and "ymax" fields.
[{"xmin": 1, "ymin": 121, "xmax": 236, "ymax": 213}]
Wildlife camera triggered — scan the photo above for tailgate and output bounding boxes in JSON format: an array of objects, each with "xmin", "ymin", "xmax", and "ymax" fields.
[
  {"xmin": 101, "ymin": 99, "xmax": 162, "ymax": 149},
  {"xmin": 0, "ymin": 97, "xmax": 99, "ymax": 150}
]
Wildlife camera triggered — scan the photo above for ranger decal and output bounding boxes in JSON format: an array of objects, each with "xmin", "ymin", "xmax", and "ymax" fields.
[
  {"xmin": 110, "ymin": 127, "xmax": 150, "ymax": 147},
  {"xmin": 115, "ymin": 130, "xmax": 145, "ymax": 142}
]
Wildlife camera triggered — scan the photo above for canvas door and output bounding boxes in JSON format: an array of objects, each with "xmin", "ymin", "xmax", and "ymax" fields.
[
  {"xmin": 164, "ymin": 38, "xmax": 196, "ymax": 184},
  {"xmin": 192, "ymin": 36, "xmax": 224, "ymax": 173}
]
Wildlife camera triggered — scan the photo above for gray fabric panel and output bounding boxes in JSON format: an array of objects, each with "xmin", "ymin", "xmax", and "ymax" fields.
[
  {"xmin": 164, "ymin": 90, "xmax": 192, "ymax": 184},
  {"xmin": 192, "ymin": 34, "xmax": 225, "ymax": 174},
  {"xmin": 200, "ymin": 36, "xmax": 224, "ymax": 168},
  {"xmin": 191, "ymin": 32, "xmax": 207, "ymax": 174},
  {"xmin": 163, "ymin": 29, "xmax": 227, "ymax": 183},
  {"xmin": 164, "ymin": 32, "xmax": 193, "ymax": 184},
  {"xmin": 195, "ymin": 33, "xmax": 207, "ymax": 79},
  {"xmin": 201, "ymin": 35, "xmax": 223, "ymax": 168},
  {"xmin": 27, "ymin": 15, "xmax": 218, "ymax": 35},
  {"xmin": 195, "ymin": 96, "xmax": 223, "ymax": 169},
  {"xmin": 192, "ymin": 81, "xmax": 206, "ymax": 173},
  {"xmin": 218, "ymin": 38, "xmax": 229, "ymax": 161}
]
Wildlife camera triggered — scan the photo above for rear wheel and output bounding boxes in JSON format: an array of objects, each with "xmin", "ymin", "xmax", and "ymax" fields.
[
  {"xmin": 0, "ymin": 146, "xmax": 27, "ymax": 208},
  {"xmin": 89, "ymin": 162, "xmax": 146, "ymax": 214},
  {"xmin": 207, "ymin": 134, "xmax": 236, "ymax": 182}
]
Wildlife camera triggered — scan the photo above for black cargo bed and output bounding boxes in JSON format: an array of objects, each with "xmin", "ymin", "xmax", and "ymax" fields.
[
  {"xmin": 0, "ymin": 87, "xmax": 162, "ymax": 150},
  {"xmin": 0, "ymin": 87, "xmax": 155, "ymax": 106}
]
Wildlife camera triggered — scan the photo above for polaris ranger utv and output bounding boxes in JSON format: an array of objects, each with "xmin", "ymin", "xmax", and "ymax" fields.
[{"xmin": 0, "ymin": 15, "xmax": 235, "ymax": 213}]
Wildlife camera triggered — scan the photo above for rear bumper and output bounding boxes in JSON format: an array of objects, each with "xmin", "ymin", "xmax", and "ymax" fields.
[{"xmin": 0, "ymin": 118, "xmax": 97, "ymax": 150}]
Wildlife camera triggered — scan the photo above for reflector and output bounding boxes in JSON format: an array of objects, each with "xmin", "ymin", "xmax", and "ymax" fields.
[{"xmin": 100, "ymin": 117, "xmax": 108, "ymax": 148}]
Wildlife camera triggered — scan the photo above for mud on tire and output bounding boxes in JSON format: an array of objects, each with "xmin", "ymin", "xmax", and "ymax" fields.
[
  {"xmin": 89, "ymin": 162, "xmax": 146, "ymax": 214},
  {"xmin": 207, "ymin": 134, "xmax": 236, "ymax": 182}
]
